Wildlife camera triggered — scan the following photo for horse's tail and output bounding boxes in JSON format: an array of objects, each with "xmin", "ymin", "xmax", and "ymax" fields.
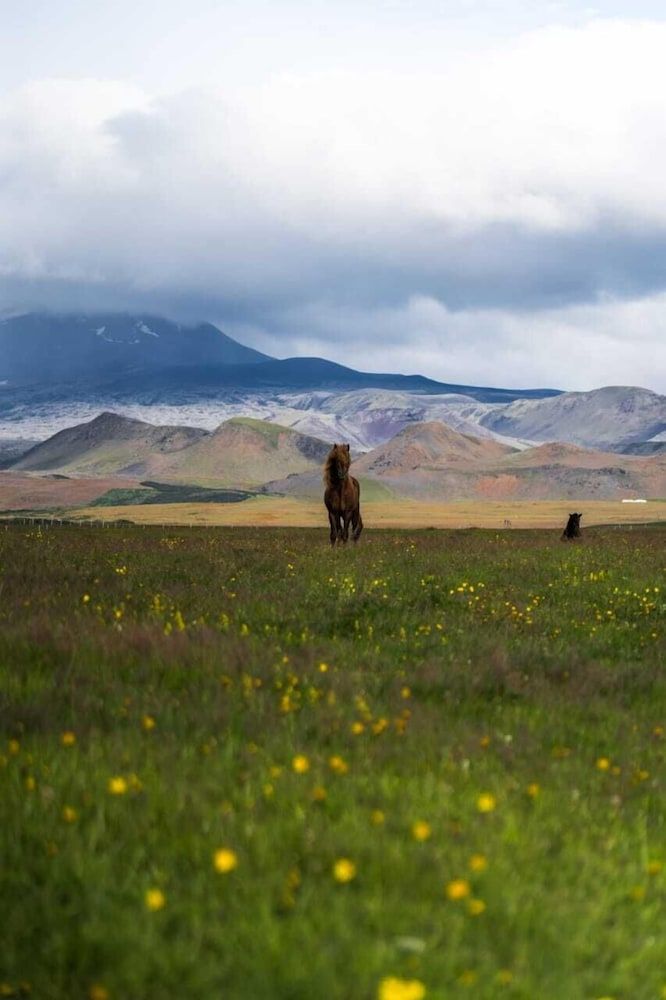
[{"xmin": 351, "ymin": 477, "xmax": 363, "ymax": 541}]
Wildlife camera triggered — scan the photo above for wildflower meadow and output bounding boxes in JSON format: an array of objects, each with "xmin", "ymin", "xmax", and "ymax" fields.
[{"xmin": 1, "ymin": 522, "xmax": 664, "ymax": 999}]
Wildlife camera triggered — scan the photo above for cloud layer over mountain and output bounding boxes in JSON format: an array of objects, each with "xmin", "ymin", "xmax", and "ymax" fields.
[{"xmin": 2, "ymin": 4, "xmax": 666, "ymax": 390}]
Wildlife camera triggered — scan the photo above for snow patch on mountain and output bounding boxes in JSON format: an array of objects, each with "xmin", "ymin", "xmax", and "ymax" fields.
[{"xmin": 137, "ymin": 321, "xmax": 159, "ymax": 338}]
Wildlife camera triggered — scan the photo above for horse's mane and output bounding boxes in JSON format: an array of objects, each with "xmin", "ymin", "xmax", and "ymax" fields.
[{"xmin": 323, "ymin": 444, "xmax": 350, "ymax": 488}]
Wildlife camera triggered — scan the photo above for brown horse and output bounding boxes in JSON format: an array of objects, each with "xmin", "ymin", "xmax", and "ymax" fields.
[{"xmin": 324, "ymin": 443, "xmax": 363, "ymax": 545}]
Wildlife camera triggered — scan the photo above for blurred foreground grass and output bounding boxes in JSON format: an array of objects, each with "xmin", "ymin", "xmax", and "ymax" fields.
[{"xmin": 0, "ymin": 523, "xmax": 665, "ymax": 1000}]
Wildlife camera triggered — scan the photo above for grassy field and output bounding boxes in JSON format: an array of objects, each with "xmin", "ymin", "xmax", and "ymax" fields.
[
  {"xmin": 67, "ymin": 496, "xmax": 666, "ymax": 529},
  {"xmin": 1, "ymin": 522, "xmax": 665, "ymax": 1000}
]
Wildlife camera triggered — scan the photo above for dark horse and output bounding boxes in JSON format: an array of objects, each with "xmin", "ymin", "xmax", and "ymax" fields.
[
  {"xmin": 561, "ymin": 512, "xmax": 582, "ymax": 540},
  {"xmin": 324, "ymin": 443, "xmax": 363, "ymax": 545}
]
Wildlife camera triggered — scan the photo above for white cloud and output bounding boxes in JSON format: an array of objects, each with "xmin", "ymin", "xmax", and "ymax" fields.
[
  {"xmin": 225, "ymin": 291, "xmax": 666, "ymax": 391},
  {"xmin": 1, "ymin": 15, "xmax": 666, "ymax": 390}
]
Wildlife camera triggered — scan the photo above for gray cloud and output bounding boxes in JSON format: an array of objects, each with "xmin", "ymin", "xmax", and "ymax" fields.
[{"xmin": 2, "ymin": 17, "xmax": 666, "ymax": 390}]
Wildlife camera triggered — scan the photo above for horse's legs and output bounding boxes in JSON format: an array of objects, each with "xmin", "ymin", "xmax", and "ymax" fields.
[
  {"xmin": 352, "ymin": 509, "xmax": 363, "ymax": 543},
  {"xmin": 328, "ymin": 510, "xmax": 338, "ymax": 546},
  {"xmin": 341, "ymin": 513, "xmax": 352, "ymax": 543}
]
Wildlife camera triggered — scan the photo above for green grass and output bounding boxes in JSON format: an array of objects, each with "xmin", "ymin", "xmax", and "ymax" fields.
[
  {"xmin": 0, "ymin": 524, "xmax": 665, "ymax": 1000},
  {"xmin": 357, "ymin": 477, "xmax": 396, "ymax": 501},
  {"xmin": 90, "ymin": 482, "xmax": 260, "ymax": 507},
  {"xmin": 227, "ymin": 416, "xmax": 292, "ymax": 443}
]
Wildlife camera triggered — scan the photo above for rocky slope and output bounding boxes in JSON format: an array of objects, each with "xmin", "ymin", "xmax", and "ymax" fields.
[{"xmin": 480, "ymin": 385, "xmax": 666, "ymax": 450}]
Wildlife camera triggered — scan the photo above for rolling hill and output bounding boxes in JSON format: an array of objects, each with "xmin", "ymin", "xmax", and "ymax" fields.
[
  {"xmin": 13, "ymin": 412, "xmax": 209, "ymax": 477},
  {"xmin": 10, "ymin": 413, "xmax": 330, "ymax": 487},
  {"xmin": 354, "ymin": 421, "xmax": 516, "ymax": 475},
  {"xmin": 347, "ymin": 423, "xmax": 666, "ymax": 501}
]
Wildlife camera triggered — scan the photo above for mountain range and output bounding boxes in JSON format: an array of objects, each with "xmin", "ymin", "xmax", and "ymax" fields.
[
  {"xmin": 7, "ymin": 411, "xmax": 666, "ymax": 504},
  {"xmin": 1, "ymin": 312, "xmax": 665, "ymax": 461}
]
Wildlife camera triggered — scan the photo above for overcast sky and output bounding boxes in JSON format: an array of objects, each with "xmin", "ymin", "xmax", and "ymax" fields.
[{"xmin": 1, "ymin": 0, "xmax": 666, "ymax": 391}]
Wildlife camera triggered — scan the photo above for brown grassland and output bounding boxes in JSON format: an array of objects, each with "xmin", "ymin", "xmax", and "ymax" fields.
[{"xmin": 67, "ymin": 496, "xmax": 666, "ymax": 529}]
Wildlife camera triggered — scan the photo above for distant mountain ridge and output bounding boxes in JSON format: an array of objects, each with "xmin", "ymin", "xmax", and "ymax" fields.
[
  {"xmin": 0, "ymin": 313, "xmax": 272, "ymax": 382},
  {"xmin": 1, "ymin": 313, "xmax": 664, "ymax": 459},
  {"xmin": 0, "ymin": 311, "xmax": 559, "ymax": 402},
  {"xmin": 481, "ymin": 386, "xmax": 666, "ymax": 450},
  {"xmin": 91, "ymin": 356, "xmax": 561, "ymax": 402}
]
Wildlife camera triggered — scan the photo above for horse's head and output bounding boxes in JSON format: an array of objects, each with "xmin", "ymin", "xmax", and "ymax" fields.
[{"xmin": 326, "ymin": 443, "xmax": 351, "ymax": 483}]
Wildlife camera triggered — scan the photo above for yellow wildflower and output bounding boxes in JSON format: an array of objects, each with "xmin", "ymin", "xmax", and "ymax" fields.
[
  {"xmin": 89, "ymin": 986, "xmax": 110, "ymax": 1000},
  {"xmin": 61, "ymin": 731, "xmax": 76, "ymax": 747},
  {"xmin": 144, "ymin": 888, "xmax": 166, "ymax": 911},
  {"xmin": 378, "ymin": 977, "xmax": 426, "ymax": 1000},
  {"xmin": 333, "ymin": 858, "xmax": 356, "ymax": 883},
  {"xmin": 280, "ymin": 694, "xmax": 295, "ymax": 714},
  {"xmin": 108, "ymin": 776, "xmax": 128, "ymax": 795},
  {"xmin": 142, "ymin": 715, "xmax": 156, "ymax": 732},
  {"xmin": 371, "ymin": 809, "xmax": 386, "ymax": 825},
  {"xmin": 62, "ymin": 805, "xmax": 78, "ymax": 823},
  {"xmin": 446, "ymin": 878, "xmax": 471, "ymax": 900},
  {"xmin": 411, "ymin": 821, "xmax": 432, "ymax": 842},
  {"xmin": 496, "ymin": 970, "xmax": 514, "ymax": 985},
  {"xmin": 213, "ymin": 848, "xmax": 238, "ymax": 873},
  {"xmin": 527, "ymin": 783, "xmax": 540, "ymax": 798},
  {"xmin": 477, "ymin": 793, "xmax": 497, "ymax": 813},
  {"xmin": 596, "ymin": 757, "xmax": 611, "ymax": 771},
  {"xmin": 647, "ymin": 860, "xmax": 663, "ymax": 875},
  {"xmin": 329, "ymin": 755, "xmax": 348, "ymax": 775},
  {"xmin": 312, "ymin": 785, "xmax": 327, "ymax": 802},
  {"xmin": 292, "ymin": 755, "xmax": 310, "ymax": 774},
  {"xmin": 469, "ymin": 853, "xmax": 487, "ymax": 873},
  {"xmin": 8, "ymin": 739, "xmax": 20, "ymax": 755},
  {"xmin": 25, "ymin": 776, "xmax": 36, "ymax": 791},
  {"xmin": 351, "ymin": 721, "xmax": 365, "ymax": 735},
  {"xmin": 467, "ymin": 898, "xmax": 486, "ymax": 915}
]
